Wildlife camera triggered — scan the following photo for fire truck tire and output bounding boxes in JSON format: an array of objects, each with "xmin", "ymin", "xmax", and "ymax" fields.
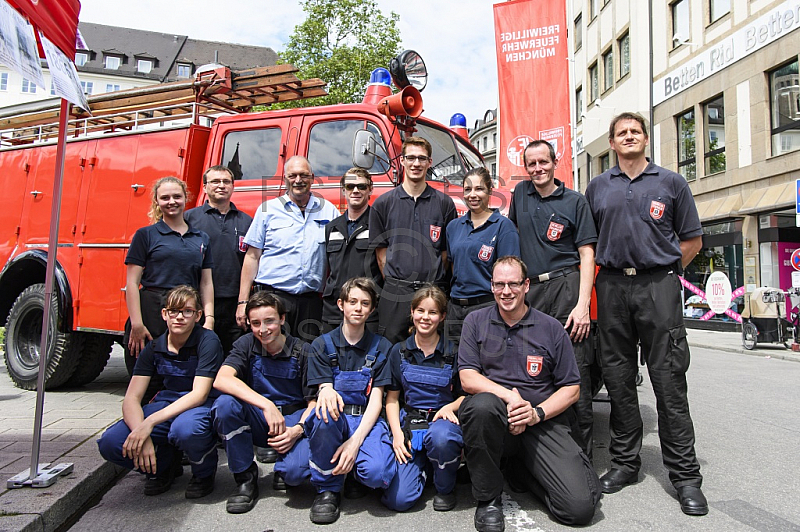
[
  {"xmin": 63, "ymin": 333, "xmax": 115, "ymax": 387},
  {"xmin": 3, "ymin": 283, "xmax": 80, "ymax": 390}
]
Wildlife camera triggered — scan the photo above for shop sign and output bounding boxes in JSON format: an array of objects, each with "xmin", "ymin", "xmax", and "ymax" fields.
[{"xmin": 705, "ymin": 272, "xmax": 733, "ymax": 314}]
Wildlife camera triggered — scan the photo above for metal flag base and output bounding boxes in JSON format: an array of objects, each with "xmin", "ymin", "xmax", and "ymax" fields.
[{"xmin": 7, "ymin": 462, "xmax": 74, "ymax": 489}]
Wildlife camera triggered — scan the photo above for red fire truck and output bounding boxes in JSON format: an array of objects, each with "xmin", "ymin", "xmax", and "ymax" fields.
[{"xmin": 0, "ymin": 52, "xmax": 505, "ymax": 390}]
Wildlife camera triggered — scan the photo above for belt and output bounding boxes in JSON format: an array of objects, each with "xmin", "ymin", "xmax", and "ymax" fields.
[
  {"xmin": 602, "ymin": 264, "xmax": 676, "ymax": 276},
  {"xmin": 450, "ymin": 294, "xmax": 494, "ymax": 307},
  {"xmin": 141, "ymin": 286, "xmax": 168, "ymax": 293},
  {"xmin": 386, "ymin": 277, "xmax": 429, "ymax": 290},
  {"xmin": 253, "ymin": 283, "xmax": 318, "ymax": 297},
  {"xmin": 342, "ymin": 404, "xmax": 365, "ymax": 416},
  {"xmin": 530, "ymin": 265, "xmax": 579, "ymax": 284},
  {"xmin": 405, "ymin": 406, "xmax": 438, "ymax": 423},
  {"xmin": 275, "ymin": 403, "xmax": 305, "ymax": 415}
]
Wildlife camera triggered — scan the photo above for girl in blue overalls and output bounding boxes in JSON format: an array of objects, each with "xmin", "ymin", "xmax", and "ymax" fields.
[
  {"xmin": 305, "ymin": 277, "xmax": 396, "ymax": 524},
  {"xmin": 97, "ymin": 285, "xmax": 223, "ymax": 498},
  {"xmin": 382, "ymin": 285, "xmax": 464, "ymax": 512}
]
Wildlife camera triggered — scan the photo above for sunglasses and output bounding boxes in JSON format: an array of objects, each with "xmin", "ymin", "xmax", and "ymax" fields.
[{"xmin": 343, "ymin": 183, "xmax": 370, "ymax": 191}]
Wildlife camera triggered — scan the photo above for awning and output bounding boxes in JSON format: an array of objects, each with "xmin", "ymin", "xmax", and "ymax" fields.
[
  {"xmin": 738, "ymin": 182, "xmax": 795, "ymax": 215},
  {"xmin": 695, "ymin": 193, "xmax": 743, "ymax": 222}
]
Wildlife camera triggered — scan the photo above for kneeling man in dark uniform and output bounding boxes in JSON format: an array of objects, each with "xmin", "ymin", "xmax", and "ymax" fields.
[{"xmin": 458, "ymin": 256, "xmax": 600, "ymax": 531}]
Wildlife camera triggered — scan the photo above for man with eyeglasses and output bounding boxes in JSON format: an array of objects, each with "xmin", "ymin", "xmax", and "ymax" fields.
[
  {"xmin": 458, "ymin": 256, "xmax": 601, "ymax": 531},
  {"xmin": 370, "ymin": 137, "xmax": 457, "ymax": 343},
  {"xmin": 322, "ymin": 167, "xmax": 382, "ymax": 333},
  {"xmin": 186, "ymin": 165, "xmax": 253, "ymax": 354},
  {"xmin": 508, "ymin": 140, "xmax": 598, "ymax": 462},
  {"xmin": 237, "ymin": 156, "xmax": 339, "ymax": 343}
]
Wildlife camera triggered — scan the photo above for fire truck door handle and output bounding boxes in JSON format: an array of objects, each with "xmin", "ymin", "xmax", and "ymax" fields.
[
  {"xmin": 131, "ymin": 184, "xmax": 144, "ymax": 191},
  {"xmin": 31, "ymin": 190, "xmax": 42, "ymax": 197}
]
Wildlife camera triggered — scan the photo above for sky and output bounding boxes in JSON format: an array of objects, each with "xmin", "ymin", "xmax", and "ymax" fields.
[{"xmin": 78, "ymin": 0, "xmax": 500, "ymax": 128}]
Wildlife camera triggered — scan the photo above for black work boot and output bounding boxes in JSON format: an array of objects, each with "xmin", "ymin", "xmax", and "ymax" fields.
[
  {"xmin": 255, "ymin": 446, "xmax": 278, "ymax": 463},
  {"xmin": 143, "ymin": 447, "xmax": 183, "ymax": 496},
  {"xmin": 474, "ymin": 494, "xmax": 505, "ymax": 532},
  {"xmin": 310, "ymin": 491, "xmax": 341, "ymax": 524},
  {"xmin": 185, "ymin": 472, "xmax": 215, "ymax": 499},
  {"xmin": 226, "ymin": 462, "xmax": 259, "ymax": 514}
]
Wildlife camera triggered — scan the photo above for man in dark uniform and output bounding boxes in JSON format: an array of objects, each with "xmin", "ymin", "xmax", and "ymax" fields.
[
  {"xmin": 459, "ymin": 256, "xmax": 600, "ymax": 531},
  {"xmin": 508, "ymin": 140, "xmax": 597, "ymax": 460},
  {"xmin": 370, "ymin": 137, "xmax": 457, "ymax": 343},
  {"xmin": 585, "ymin": 112, "xmax": 706, "ymax": 516},
  {"xmin": 322, "ymin": 167, "xmax": 382, "ymax": 333},
  {"xmin": 185, "ymin": 165, "xmax": 252, "ymax": 354}
]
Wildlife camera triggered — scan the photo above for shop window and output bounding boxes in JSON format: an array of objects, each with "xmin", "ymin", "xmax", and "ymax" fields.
[
  {"xmin": 308, "ymin": 120, "xmax": 389, "ymax": 177},
  {"xmin": 574, "ymin": 14, "xmax": 583, "ymax": 51},
  {"xmin": 710, "ymin": 0, "xmax": 730, "ymax": 24},
  {"xmin": 576, "ymin": 86, "xmax": 583, "ymax": 123},
  {"xmin": 769, "ymin": 60, "xmax": 800, "ymax": 156},
  {"xmin": 671, "ymin": 0, "xmax": 690, "ymax": 47},
  {"xmin": 677, "ymin": 108, "xmax": 696, "ymax": 181},
  {"xmin": 589, "ymin": 62, "xmax": 598, "ymax": 102},
  {"xmin": 619, "ymin": 32, "xmax": 630, "ymax": 78},
  {"xmin": 704, "ymin": 95, "xmax": 726, "ymax": 174},
  {"xmin": 602, "ymin": 49, "xmax": 613, "ymax": 91}
]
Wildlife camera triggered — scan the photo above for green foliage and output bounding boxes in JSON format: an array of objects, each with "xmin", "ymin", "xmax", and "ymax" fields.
[{"xmin": 273, "ymin": 0, "xmax": 401, "ymax": 109}]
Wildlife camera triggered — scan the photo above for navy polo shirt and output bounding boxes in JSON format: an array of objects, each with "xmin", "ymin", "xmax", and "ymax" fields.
[
  {"xmin": 185, "ymin": 202, "xmax": 252, "ymax": 298},
  {"xmin": 585, "ymin": 162, "xmax": 702, "ymax": 270},
  {"xmin": 223, "ymin": 332, "xmax": 316, "ymax": 402},
  {"xmin": 307, "ymin": 327, "xmax": 393, "ymax": 388},
  {"xmin": 386, "ymin": 335, "xmax": 461, "ymax": 395},
  {"xmin": 133, "ymin": 325, "xmax": 224, "ymax": 392},
  {"xmin": 369, "ymin": 184, "xmax": 457, "ymax": 283},
  {"xmin": 458, "ymin": 304, "xmax": 579, "ymax": 407},
  {"xmin": 508, "ymin": 179, "xmax": 597, "ymax": 277},
  {"xmin": 446, "ymin": 210, "xmax": 520, "ymax": 299},
  {"xmin": 126, "ymin": 220, "xmax": 214, "ymax": 289}
]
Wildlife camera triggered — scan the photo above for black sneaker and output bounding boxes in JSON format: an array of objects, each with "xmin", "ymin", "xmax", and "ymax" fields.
[
  {"xmin": 310, "ymin": 491, "xmax": 341, "ymax": 524},
  {"xmin": 272, "ymin": 471, "xmax": 287, "ymax": 491},
  {"xmin": 343, "ymin": 473, "xmax": 368, "ymax": 499},
  {"xmin": 433, "ymin": 490, "xmax": 457, "ymax": 511},
  {"xmin": 226, "ymin": 462, "xmax": 259, "ymax": 514},
  {"xmin": 185, "ymin": 472, "xmax": 215, "ymax": 499},
  {"xmin": 143, "ymin": 450, "xmax": 183, "ymax": 496},
  {"xmin": 255, "ymin": 446, "xmax": 278, "ymax": 464}
]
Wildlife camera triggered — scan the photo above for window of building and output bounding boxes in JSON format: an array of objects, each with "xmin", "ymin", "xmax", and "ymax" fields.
[
  {"xmin": 619, "ymin": 32, "xmax": 630, "ymax": 78},
  {"xmin": 492, "ymin": 132, "xmax": 496, "ymax": 148},
  {"xmin": 137, "ymin": 59, "xmax": 152, "ymax": 74},
  {"xmin": 80, "ymin": 81, "xmax": 93, "ymax": 94},
  {"xmin": 677, "ymin": 108, "xmax": 696, "ymax": 181},
  {"xmin": 574, "ymin": 14, "xmax": 583, "ymax": 51},
  {"xmin": 308, "ymin": 120, "xmax": 390, "ymax": 177},
  {"xmin": 0, "ymin": 73, "xmax": 7, "ymax": 91},
  {"xmin": 483, "ymin": 136, "xmax": 488, "ymax": 151},
  {"xmin": 589, "ymin": 0, "xmax": 599, "ymax": 20},
  {"xmin": 50, "ymin": 80, "xmax": 56, "ymax": 96},
  {"xmin": 672, "ymin": 0, "xmax": 690, "ymax": 46},
  {"xmin": 710, "ymin": 0, "xmax": 730, "ymax": 24},
  {"xmin": 106, "ymin": 84, "xmax": 120, "ymax": 93},
  {"xmin": 599, "ymin": 152, "xmax": 610, "ymax": 172},
  {"xmin": 177, "ymin": 63, "xmax": 192, "ymax": 78},
  {"xmin": 104, "ymin": 55, "xmax": 120, "ymax": 70},
  {"xmin": 491, "ymin": 163, "xmax": 497, "ymax": 177},
  {"xmin": 75, "ymin": 52, "xmax": 87, "ymax": 67},
  {"xmin": 703, "ymin": 95, "xmax": 726, "ymax": 174},
  {"xmin": 602, "ymin": 49, "xmax": 614, "ymax": 91},
  {"xmin": 21, "ymin": 78, "xmax": 36, "ymax": 93},
  {"xmin": 589, "ymin": 63, "xmax": 598, "ymax": 102},
  {"xmin": 770, "ymin": 60, "xmax": 800, "ymax": 156},
  {"xmin": 576, "ymin": 87, "xmax": 583, "ymax": 123}
]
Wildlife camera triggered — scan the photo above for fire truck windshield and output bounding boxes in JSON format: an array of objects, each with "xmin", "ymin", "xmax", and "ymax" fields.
[{"xmin": 414, "ymin": 122, "xmax": 483, "ymax": 186}]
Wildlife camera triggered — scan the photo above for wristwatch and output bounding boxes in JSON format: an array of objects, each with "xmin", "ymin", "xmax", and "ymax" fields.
[{"xmin": 534, "ymin": 406, "xmax": 546, "ymax": 423}]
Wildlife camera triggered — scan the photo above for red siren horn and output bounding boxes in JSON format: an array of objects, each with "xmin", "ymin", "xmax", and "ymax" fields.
[{"xmin": 378, "ymin": 86, "xmax": 423, "ymax": 119}]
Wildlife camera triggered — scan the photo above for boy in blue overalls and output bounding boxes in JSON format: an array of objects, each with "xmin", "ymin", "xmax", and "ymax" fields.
[
  {"xmin": 98, "ymin": 285, "xmax": 223, "ymax": 498},
  {"xmin": 305, "ymin": 277, "xmax": 396, "ymax": 524},
  {"xmin": 211, "ymin": 292, "xmax": 316, "ymax": 514}
]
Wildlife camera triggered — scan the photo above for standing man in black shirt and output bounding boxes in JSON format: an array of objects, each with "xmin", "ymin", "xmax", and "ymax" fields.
[
  {"xmin": 370, "ymin": 137, "xmax": 457, "ymax": 343},
  {"xmin": 585, "ymin": 112, "xmax": 706, "ymax": 516},
  {"xmin": 185, "ymin": 165, "xmax": 252, "ymax": 354},
  {"xmin": 508, "ymin": 140, "xmax": 597, "ymax": 460},
  {"xmin": 322, "ymin": 168, "xmax": 382, "ymax": 333}
]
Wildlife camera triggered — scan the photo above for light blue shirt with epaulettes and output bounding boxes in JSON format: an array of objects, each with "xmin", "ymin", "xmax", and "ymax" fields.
[{"xmin": 244, "ymin": 194, "xmax": 341, "ymax": 294}]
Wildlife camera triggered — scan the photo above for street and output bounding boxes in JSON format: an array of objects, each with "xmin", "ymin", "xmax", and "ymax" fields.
[{"xmin": 66, "ymin": 344, "xmax": 800, "ymax": 532}]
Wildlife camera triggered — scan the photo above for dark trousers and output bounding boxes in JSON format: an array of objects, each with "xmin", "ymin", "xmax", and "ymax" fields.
[
  {"xmin": 254, "ymin": 285, "xmax": 323, "ymax": 342},
  {"xmin": 596, "ymin": 268, "xmax": 702, "ymax": 488},
  {"xmin": 445, "ymin": 297, "xmax": 495, "ymax": 350},
  {"xmin": 214, "ymin": 296, "xmax": 244, "ymax": 355},
  {"xmin": 377, "ymin": 277, "xmax": 417, "ymax": 344},
  {"xmin": 526, "ymin": 270, "xmax": 594, "ymax": 460},
  {"xmin": 460, "ymin": 393, "xmax": 600, "ymax": 525}
]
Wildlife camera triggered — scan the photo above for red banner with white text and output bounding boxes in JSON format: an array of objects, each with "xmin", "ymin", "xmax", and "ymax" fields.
[{"xmin": 493, "ymin": 0, "xmax": 572, "ymax": 189}]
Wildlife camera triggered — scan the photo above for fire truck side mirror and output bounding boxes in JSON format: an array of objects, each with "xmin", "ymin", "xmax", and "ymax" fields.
[{"xmin": 353, "ymin": 129, "xmax": 376, "ymax": 170}]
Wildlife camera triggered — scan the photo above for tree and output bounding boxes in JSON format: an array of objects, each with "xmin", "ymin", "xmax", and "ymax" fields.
[{"xmin": 275, "ymin": 0, "xmax": 401, "ymax": 108}]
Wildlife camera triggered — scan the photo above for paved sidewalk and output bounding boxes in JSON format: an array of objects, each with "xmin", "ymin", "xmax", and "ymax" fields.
[{"xmin": 0, "ymin": 328, "xmax": 798, "ymax": 531}]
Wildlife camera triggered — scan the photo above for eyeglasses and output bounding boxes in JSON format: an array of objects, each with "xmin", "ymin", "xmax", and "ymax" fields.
[
  {"xmin": 207, "ymin": 179, "xmax": 233, "ymax": 187},
  {"xmin": 343, "ymin": 183, "xmax": 370, "ymax": 191},
  {"xmin": 166, "ymin": 308, "xmax": 198, "ymax": 318},
  {"xmin": 403, "ymin": 155, "xmax": 430, "ymax": 163},
  {"xmin": 490, "ymin": 281, "xmax": 525, "ymax": 292},
  {"xmin": 286, "ymin": 173, "xmax": 314, "ymax": 180}
]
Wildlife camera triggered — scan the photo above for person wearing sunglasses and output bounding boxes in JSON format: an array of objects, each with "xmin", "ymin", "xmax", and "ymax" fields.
[
  {"xmin": 98, "ymin": 285, "xmax": 224, "ymax": 499},
  {"xmin": 321, "ymin": 167, "xmax": 382, "ymax": 333}
]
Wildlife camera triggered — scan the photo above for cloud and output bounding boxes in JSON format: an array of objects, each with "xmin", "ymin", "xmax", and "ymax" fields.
[{"xmin": 79, "ymin": 0, "xmax": 498, "ymax": 127}]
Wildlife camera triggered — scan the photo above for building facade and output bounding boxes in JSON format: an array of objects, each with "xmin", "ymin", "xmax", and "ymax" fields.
[{"xmin": 469, "ymin": 108, "xmax": 498, "ymax": 179}]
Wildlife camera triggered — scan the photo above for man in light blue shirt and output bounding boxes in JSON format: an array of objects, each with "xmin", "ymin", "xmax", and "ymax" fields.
[{"xmin": 237, "ymin": 156, "xmax": 340, "ymax": 342}]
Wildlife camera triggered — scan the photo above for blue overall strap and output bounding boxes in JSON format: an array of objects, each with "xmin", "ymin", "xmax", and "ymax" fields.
[
  {"xmin": 363, "ymin": 333, "xmax": 382, "ymax": 369},
  {"xmin": 321, "ymin": 333, "xmax": 338, "ymax": 367},
  {"xmin": 442, "ymin": 339, "xmax": 456, "ymax": 367},
  {"xmin": 289, "ymin": 338, "xmax": 303, "ymax": 359}
]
